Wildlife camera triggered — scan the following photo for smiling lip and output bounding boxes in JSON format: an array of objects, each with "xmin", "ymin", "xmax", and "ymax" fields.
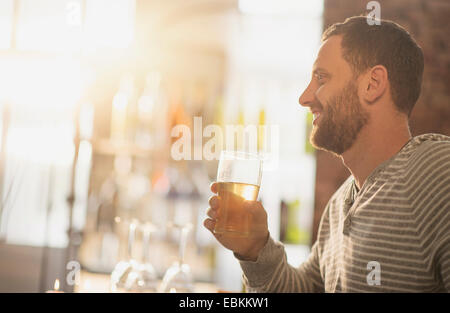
[{"xmin": 312, "ymin": 111, "xmax": 321, "ymax": 125}]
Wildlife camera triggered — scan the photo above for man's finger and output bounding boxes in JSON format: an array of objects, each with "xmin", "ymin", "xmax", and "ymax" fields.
[
  {"xmin": 206, "ymin": 207, "xmax": 218, "ymax": 219},
  {"xmin": 210, "ymin": 182, "xmax": 218, "ymax": 194},
  {"xmin": 208, "ymin": 195, "xmax": 220, "ymax": 208},
  {"xmin": 203, "ymin": 218, "xmax": 216, "ymax": 232}
]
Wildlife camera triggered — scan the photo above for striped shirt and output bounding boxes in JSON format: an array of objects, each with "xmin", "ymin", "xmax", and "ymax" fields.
[{"xmin": 238, "ymin": 133, "xmax": 450, "ymax": 292}]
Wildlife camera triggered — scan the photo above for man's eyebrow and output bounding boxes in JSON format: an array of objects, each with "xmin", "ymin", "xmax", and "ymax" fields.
[{"xmin": 312, "ymin": 67, "xmax": 330, "ymax": 75}]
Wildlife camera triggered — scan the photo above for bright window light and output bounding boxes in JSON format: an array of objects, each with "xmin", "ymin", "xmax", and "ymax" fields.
[
  {"xmin": 238, "ymin": 0, "xmax": 323, "ymax": 17},
  {"xmin": 12, "ymin": 0, "xmax": 135, "ymax": 53},
  {"xmin": 0, "ymin": 0, "xmax": 14, "ymax": 49}
]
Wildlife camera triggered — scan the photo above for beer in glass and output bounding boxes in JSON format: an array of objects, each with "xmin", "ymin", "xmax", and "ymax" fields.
[{"xmin": 214, "ymin": 151, "xmax": 262, "ymax": 237}]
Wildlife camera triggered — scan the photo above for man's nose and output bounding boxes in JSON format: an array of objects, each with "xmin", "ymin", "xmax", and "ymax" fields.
[{"xmin": 299, "ymin": 82, "xmax": 315, "ymax": 108}]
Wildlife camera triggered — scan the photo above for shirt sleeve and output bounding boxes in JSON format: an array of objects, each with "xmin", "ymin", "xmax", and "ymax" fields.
[
  {"xmin": 435, "ymin": 181, "xmax": 450, "ymax": 292},
  {"xmin": 420, "ymin": 140, "xmax": 450, "ymax": 292},
  {"xmin": 437, "ymin": 239, "xmax": 450, "ymax": 292},
  {"xmin": 236, "ymin": 236, "xmax": 324, "ymax": 293}
]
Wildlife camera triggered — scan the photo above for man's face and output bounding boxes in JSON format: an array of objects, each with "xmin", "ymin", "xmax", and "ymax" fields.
[{"xmin": 299, "ymin": 36, "xmax": 369, "ymax": 155}]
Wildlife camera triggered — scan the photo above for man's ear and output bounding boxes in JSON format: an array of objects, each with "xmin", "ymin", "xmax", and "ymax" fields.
[{"xmin": 362, "ymin": 65, "xmax": 388, "ymax": 104}]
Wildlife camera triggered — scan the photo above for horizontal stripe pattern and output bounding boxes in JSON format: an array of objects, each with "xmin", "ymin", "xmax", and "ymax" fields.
[{"xmin": 239, "ymin": 133, "xmax": 450, "ymax": 293}]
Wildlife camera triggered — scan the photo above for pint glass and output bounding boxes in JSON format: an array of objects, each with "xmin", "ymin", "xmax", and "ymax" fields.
[{"xmin": 214, "ymin": 151, "xmax": 262, "ymax": 237}]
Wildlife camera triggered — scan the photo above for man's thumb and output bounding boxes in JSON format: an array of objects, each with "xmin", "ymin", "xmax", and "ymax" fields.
[{"xmin": 243, "ymin": 200, "xmax": 262, "ymax": 214}]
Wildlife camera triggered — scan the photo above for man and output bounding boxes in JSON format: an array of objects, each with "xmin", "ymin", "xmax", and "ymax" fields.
[{"xmin": 204, "ymin": 16, "xmax": 450, "ymax": 292}]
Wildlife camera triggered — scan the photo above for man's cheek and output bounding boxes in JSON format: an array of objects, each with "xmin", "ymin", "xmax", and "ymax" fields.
[{"xmin": 315, "ymin": 88, "xmax": 328, "ymax": 108}]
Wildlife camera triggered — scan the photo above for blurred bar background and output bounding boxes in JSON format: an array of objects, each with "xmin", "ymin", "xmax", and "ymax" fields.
[{"xmin": 0, "ymin": 0, "xmax": 448, "ymax": 293}]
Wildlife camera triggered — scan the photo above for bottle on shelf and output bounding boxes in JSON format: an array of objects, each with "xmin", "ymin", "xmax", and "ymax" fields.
[{"xmin": 110, "ymin": 74, "xmax": 135, "ymax": 142}]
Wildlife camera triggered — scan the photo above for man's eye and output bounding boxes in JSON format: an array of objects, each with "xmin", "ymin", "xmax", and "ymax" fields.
[{"xmin": 316, "ymin": 73, "xmax": 325, "ymax": 82}]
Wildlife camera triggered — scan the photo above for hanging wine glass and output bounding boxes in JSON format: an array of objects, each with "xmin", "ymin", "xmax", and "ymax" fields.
[
  {"xmin": 124, "ymin": 222, "xmax": 158, "ymax": 292},
  {"xmin": 158, "ymin": 222, "xmax": 194, "ymax": 293},
  {"xmin": 110, "ymin": 219, "xmax": 137, "ymax": 292}
]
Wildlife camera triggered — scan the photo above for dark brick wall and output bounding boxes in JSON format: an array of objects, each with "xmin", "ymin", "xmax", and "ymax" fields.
[{"xmin": 312, "ymin": 0, "xmax": 450, "ymax": 242}]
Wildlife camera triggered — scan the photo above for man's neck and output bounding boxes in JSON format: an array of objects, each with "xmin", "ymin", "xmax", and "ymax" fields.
[{"xmin": 340, "ymin": 119, "xmax": 412, "ymax": 190}]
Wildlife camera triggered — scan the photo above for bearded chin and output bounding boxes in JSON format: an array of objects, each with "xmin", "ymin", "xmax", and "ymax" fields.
[
  {"xmin": 310, "ymin": 115, "xmax": 354, "ymax": 155},
  {"xmin": 310, "ymin": 83, "xmax": 369, "ymax": 156}
]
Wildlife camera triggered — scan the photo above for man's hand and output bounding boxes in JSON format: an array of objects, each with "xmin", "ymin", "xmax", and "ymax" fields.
[{"xmin": 203, "ymin": 182, "xmax": 269, "ymax": 262}]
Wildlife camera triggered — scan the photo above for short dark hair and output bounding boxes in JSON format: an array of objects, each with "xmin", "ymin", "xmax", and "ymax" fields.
[{"xmin": 322, "ymin": 16, "xmax": 424, "ymax": 116}]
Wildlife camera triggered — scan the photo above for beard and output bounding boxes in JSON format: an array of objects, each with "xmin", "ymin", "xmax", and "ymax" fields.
[{"xmin": 310, "ymin": 80, "xmax": 369, "ymax": 155}]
